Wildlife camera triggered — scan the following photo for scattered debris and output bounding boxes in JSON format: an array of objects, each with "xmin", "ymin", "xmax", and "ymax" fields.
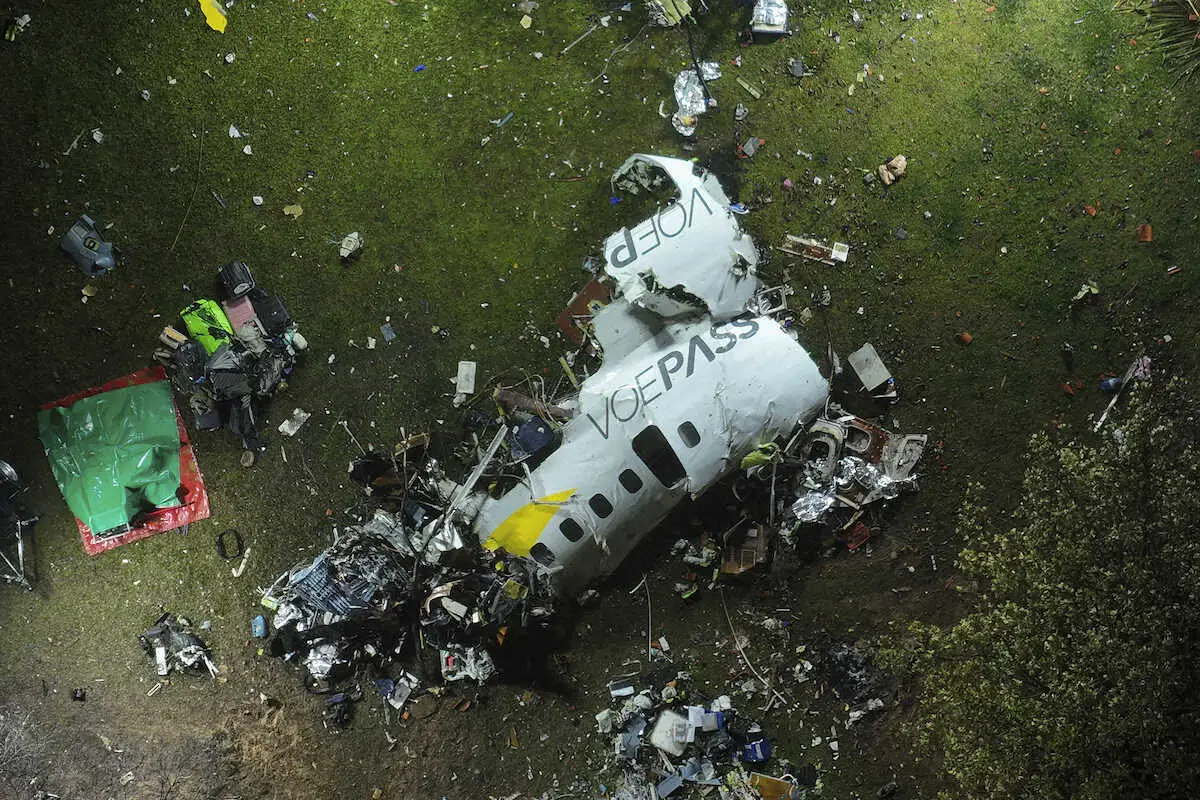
[
  {"xmin": 4, "ymin": 13, "xmax": 31, "ymax": 41},
  {"xmin": 876, "ymin": 155, "xmax": 907, "ymax": 186},
  {"xmin": 139, "ymin": 612, "xmax": 218, "ymax": 678},
  {"xmin": 738, "ymin": 136, "xmax": 764, "ymax": 159},
  {"xmin": 283, "ymin": 204, "xmax": 303, "ymax": 219},
  {"xmin": 157, "ymin": 263, "xmax": 308, "ymax": 452},
  {"xmin": 846, "ymin": 343, "xmax": 894, "ymax": 396},
  {"xmin": 1093, "ymin": 355, "xmax": 1152, "ymax": 432},
  {"xmin": 750, "ymin": 0, "xmax": 790, "ymax": 37},
  {"xmin": 1136, "ymin": 222, "xmax": 1153, "ymax": 242},
  {"xmin": 736, "ymin": 76, "xmax": 763, "ymax": 99},
  {"xmin": 278, "ymin": 408, "xmax": 311, "ymax": 437},
  {"xmin": 60, "ymin": 215, "xmax": 117, "ymax": 277},
  {"xmin": 1070, "ymin": 280, "xmax": 1099, "ymax": 305},
  {"xmin": 778, "ymin": 234, "xmax": 849, "ymax": 265},
  {"xmin": 454, "ymin": 360, "xmax": 477, "ymax": 397}
]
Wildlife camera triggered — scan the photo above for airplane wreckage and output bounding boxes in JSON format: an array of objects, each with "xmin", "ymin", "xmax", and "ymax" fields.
[{"xmin": 261, "ymin": 155, "xmax": 927, "ymax": 690}]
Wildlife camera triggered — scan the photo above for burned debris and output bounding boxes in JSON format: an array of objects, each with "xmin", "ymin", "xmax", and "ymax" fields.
[
  {"xmin": 252, "ymin": 156, "xmax": 927, "ymax": 717},
  {"xmin": 139, "ymin": 613, "xmax": 218, "ymax": 678}
]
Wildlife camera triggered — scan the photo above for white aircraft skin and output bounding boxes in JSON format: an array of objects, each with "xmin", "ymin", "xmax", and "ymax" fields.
[
  {"xmin": 473, "ymin": 308, "xmax": 829, "ymax": 595},
  {"xmin": 467, "ymin": 154, "xmax": 831, "ymax": 596}
]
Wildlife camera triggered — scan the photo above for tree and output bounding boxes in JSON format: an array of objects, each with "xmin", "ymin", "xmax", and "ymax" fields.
[{"xmin": 889, "ymin": 378, "xmax": 1200, "ymax": 800}]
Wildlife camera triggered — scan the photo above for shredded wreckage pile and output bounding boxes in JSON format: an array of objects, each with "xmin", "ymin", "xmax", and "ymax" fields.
[
  {"xmin": 591, "ymin": 634, "xmax": 886, "ymax": 800},
  {"xmin": 256, "ymin": 156, "xmax": 927, "ymax": 731}
]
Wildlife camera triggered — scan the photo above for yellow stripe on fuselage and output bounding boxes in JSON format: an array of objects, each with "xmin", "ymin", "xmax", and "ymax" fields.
[{"xmin": 482, "ymin": 488, "xmax": 576, "ymax": 555}]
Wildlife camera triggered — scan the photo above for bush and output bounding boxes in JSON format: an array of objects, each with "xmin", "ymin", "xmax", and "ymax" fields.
[
  {"xmin": 1122, "ymin": 0, "xmax": 1200, "ymax": 83},
  {"xmin": 0, "ymin": 704, "xmax": 45, "ymax": 789},
  {"xmin": 888, "ymin": 378, "xmax": 1200, "ymax": 800}
]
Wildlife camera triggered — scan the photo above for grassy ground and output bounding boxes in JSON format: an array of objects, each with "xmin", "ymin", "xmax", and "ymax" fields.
[{"xmin": 0, "ymin": 0, "xmax": 1197, "ymax": 797}]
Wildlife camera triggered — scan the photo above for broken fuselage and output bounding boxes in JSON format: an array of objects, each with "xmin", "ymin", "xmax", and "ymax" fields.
[{"xmin": 468, "ymin": 155, "xmax": 830, "ymax": 595}]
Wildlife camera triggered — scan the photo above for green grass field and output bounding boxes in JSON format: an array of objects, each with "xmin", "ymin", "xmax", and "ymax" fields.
[{"xmin": 0, "ymin": 1, "xmax": 1197, "ymax": 797}]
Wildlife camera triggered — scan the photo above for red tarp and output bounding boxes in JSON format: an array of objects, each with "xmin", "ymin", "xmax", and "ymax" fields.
[{"xmin": 39, "ymin": 366, "xmax": 210, "ymax": 555}]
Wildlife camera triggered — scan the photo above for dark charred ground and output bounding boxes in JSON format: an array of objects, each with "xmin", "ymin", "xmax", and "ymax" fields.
[{"xmin": 1, "ymin": 1, "xmax": 1197, "ymax": 798}]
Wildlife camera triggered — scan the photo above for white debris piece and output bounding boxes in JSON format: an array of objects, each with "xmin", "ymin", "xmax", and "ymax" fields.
[
  {"xmin": 455, "ymin": 361, "xmax": 478, "ymax": 395},
  {"xmin": 338, "ymin": 231, "xmax": 364, "ymax": 259},
  {"xmin": 228, "ymin": 124, "xmax": 242, "ymax": 138},
  {"xmin": 278, "ymin": 408, "xmax": 311, "ymax": 437}
]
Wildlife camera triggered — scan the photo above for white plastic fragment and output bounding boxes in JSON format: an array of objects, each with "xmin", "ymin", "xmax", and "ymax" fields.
[
  {"xmin": 455, "ymin": 361, "xmax": 477, "ymax": 395},
  {"xmin": 278, "ymin": 408, "xmax": 311, "ymax": 436}
]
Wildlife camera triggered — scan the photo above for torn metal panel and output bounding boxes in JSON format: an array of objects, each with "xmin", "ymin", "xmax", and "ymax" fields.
[
  {"xmin": 554, "ymin": 276, "xmax": 613, "ymax": 344},
  {"xmin": 604, "ymin": 155, "xmax": 762, "ymax": 321},
  {"xmin": 846, "ymin": 343, "xmax": 892, "ymax": 393}
]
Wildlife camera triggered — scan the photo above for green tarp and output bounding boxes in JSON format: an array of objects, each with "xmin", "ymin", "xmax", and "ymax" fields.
[{"xmin": 37, "ymin": 380, "xmax": 182, "ymax": 535}]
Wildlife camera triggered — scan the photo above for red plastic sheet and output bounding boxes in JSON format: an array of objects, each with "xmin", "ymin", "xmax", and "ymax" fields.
[{"xmin": 39, "ymin": 366, "xmax": 211, "ymax": 556}]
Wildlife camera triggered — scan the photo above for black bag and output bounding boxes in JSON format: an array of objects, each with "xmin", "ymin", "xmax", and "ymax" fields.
[
  {"xmin": 253, "ymin": 352, "xmax": 289, "ymax": 397},
  {"xmin": 172, "ymin": 340, "xmax": 208, "ymax": 387},
  {"xmin": 248, "ymin": 289, "xmax": 291, "ymax": 336},
  {"xmin": 219, "ymin": 261, "xmax": 256, "ymax": 299},
  {"xmin": 205, "ymin": 344, "xmax": 253, "ymax": 400}
]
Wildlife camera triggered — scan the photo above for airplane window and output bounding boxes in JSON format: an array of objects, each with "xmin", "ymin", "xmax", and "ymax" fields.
[
  {"xmin": 589, "ymin": 493, "xmax": 614, "ymax": 518},
  {"xmin": 619, "ymin": 469, "xmax": 643, "ymax": 493},
  {"xmin": 530, "ymin": 542, "xmax": 556, "ymax": 566},
  {"xmin": 560, "ymin": 517, "xmax": 585, "ymax": 542},
  {"xmin": 632, "ymin": 425, "xmax": 687, "ymax": 488},
  {"xmin": 678, "ymin": 421, "xmax": 701, "ymax": 448}
]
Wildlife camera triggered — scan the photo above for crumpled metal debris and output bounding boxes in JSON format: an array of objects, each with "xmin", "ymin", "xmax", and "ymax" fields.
[
  {"xmin": 750, "ymin": 0, "xmax": 789, "ymax": 33},
  {"xmin": 338, "ymin": 231, "xmax": 364, "ymax": 261},
  {"xmin": 440, "ymin": 645, "xmax": 497, "ymax": 682},
  {"xmin": 139, "ymin": 613, "xmax": 217, "ymax": 678},
  {"xmin": 877, "ymin": 154, "xmax": 908, "ymax": 185},
  {"xmin": 671, "ymin": 62, "xmax": 720, "ymax": 136},
  {"xmin": 791, "ymin": 491, "xmax": 836, "ymax": 523},
  {"xmin": 781, "ymin": 409, "xmax": 927, "ymax": 530},
  {"xmin": 261, "ymin": 443, "xmax": 558, "ymax": 701}
]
